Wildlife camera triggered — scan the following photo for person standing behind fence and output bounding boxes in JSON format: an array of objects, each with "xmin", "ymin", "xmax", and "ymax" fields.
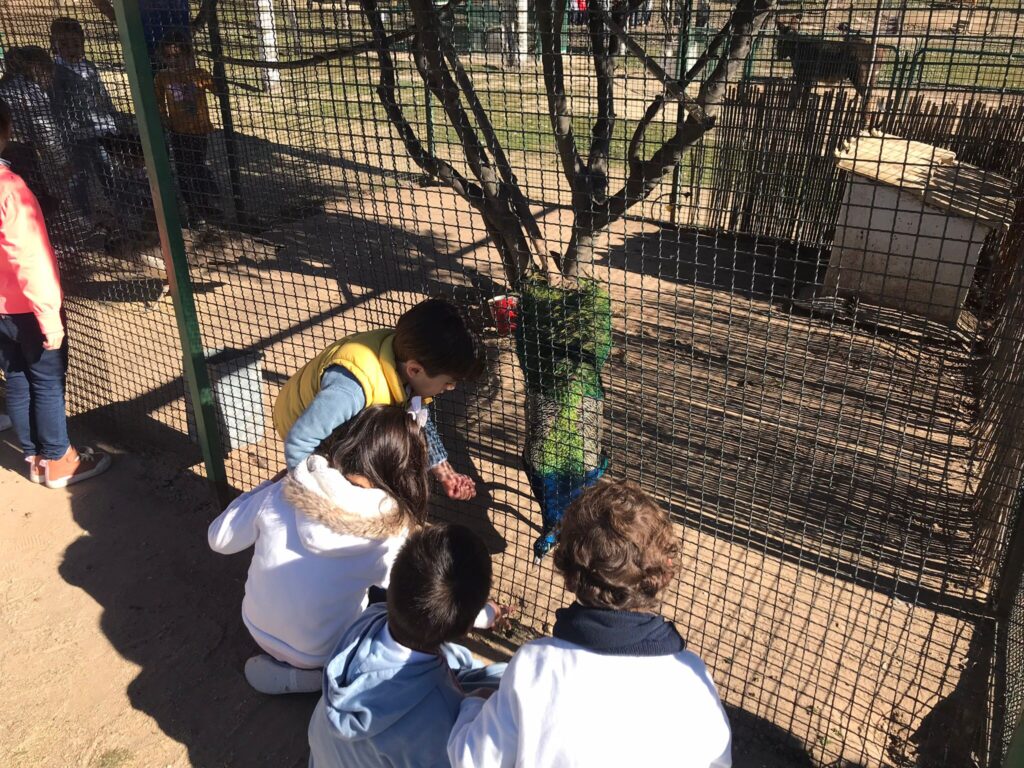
[
  {"xmin": 0, "ymin": 99, "xmax": 111, "ymax": 489},
  {"xmin": 153, "ymin": 32, "xmax": 221, "ymax": 226},
  {"xmin": 447, "ymin": 479, "xmax": 733, "ymax": 768},
  {"xmin": 51, "ymin": 17, "xmax": 121, "ymax": 232},
  {"xmin": 0, "ymin": 47, "xmax": 68, "ymax": 204}
]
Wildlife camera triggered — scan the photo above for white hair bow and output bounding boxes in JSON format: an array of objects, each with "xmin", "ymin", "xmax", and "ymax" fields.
[{"xmin": 407, "ymin": 396, "xmax": 429, "ymax": 428}]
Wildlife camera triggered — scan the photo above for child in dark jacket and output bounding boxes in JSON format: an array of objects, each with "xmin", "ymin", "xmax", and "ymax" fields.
[
  {"xmin": 0, "ymin": 47, "xmax": 67, "ymax": 199},
  {"xmin": 308, "ymin": 524, "xmax": 507, "ymax": 768},
  {"xmin": 50, "ymin": 17, "xmax": 120, "ymax": 226}
]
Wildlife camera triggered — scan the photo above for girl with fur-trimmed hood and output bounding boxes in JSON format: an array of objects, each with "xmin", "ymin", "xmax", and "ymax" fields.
[{"xmin": 209, "ymin": 405, "xmax": 429, "ymax": 695}]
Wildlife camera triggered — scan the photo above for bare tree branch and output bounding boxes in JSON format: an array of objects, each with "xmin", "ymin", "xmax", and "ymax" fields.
[
  {"xmin": 536, "ymin": 0, "xmax": 586, "ymax": 188},
  {"xmin": 402, "ymin": 0, "xmax": 542, "ymax": 281},
  {"xmin": 587, "ymin": 0, "xmax": 616, "ymax": 203},
  {"xmin": 360, "ymin": 0, "xmax": 537, "ymax": 283},
  {"xmin": 608, "ymin": 0, "xmax": 774, "ymax": 221},
  {"xmin": 627, "ymin": 93, "xmax": 667, "ymax": 170},
  {"xmin": 438, "ymin": 45, "xmax": 555, "ymax": 274},
  {"xmin": 209, "ymin": 27, "xmax": 416, "ymax": 70},
  {"xmin": 361, "ymin": 0, "xmax": 483, "ymax": 202},
  {"xmin": 559, "ymin": 0, "xmax": 774, "ymax": 275},
  {"xmin": 588, "ymin": 3, "xmax": 708, "ymax": 124}
]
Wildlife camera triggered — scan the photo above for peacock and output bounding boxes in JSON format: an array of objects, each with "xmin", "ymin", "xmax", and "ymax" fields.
[{"xmin": 514, "ymin": 275, "xmax": 612, "ymax": 561}]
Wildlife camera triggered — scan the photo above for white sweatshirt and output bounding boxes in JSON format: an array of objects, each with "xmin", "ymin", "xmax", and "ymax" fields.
[
  {"xmin": 208, "ymin": 455, "xmax": 408, "ymax": 669},
  {"xmin": 447, "ymin": 637, "xmax": 732, "ymax": 768}
]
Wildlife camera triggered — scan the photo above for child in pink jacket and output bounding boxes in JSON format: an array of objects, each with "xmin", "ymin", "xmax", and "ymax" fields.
[{"xmin": 0, "ymin": 98, "xmax": 110, "ymax": 488}]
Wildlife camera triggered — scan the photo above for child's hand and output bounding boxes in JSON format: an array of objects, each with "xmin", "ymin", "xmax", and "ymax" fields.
[
  {"xmin": 490, "ymin": 601, "xmax": 515, "ymax": 633},
  {"xmin": 432, "ymin": 461, "xmax": 476, "ymax": 501},
  {"xmin": 473, "ymin": 600, "xmax": 515, "ymax": 631}
]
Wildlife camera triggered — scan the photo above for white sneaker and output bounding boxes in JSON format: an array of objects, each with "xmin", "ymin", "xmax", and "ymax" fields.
[
  {"xmin": 0, "ymin": 414, "xmax": 11, "ymax": 432},
  {"xmin": 244, "ymin": 654, "xmax": 322, "ymax": 695}
]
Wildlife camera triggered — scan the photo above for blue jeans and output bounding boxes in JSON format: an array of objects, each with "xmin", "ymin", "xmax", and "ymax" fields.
[{"xmin": 0, "ymin": 313, "xmax": 70, "ymax": 459}]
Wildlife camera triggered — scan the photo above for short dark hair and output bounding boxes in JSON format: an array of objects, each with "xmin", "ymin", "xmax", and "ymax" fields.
[
  {"xmin": 2, "ymin": 46, "xmax": 53, "ymax": 81},
  {"xmin": 0, "ymin": 99, "xmax": 11, "ymax": 138},
  {"xmin": 393, "ymin": 298, "xmax": 483, "ymax": 381},
  {"xmin": 159, "ymin": 30, "xmax": 193, "ymax": 54},
  {"xmin": 330, "ymin": 405, "xmax": 429, "ymax": 529},
  {"xmin": 50, "ymin": 17, "xmax": 85, "ymax": 39},
  {"xmin": 554, "ymin": 480, "xmax": 680, "ymax": 612},
  {"xmin": 387, "ymin": 524, "xmax": 492, "ymax": 651}
]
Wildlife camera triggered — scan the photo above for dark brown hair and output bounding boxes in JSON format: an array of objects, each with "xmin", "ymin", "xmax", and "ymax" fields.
[
  {"xmin": 50, "ymin": 17, "xmax": 85, "ymax": 40},
  {"xmin": 393, "ymin": 298, "xmax": 483, "ymax": 381},
  {"xmin": 1, "ymin": 46, "xmax": 53, "ymax": 84},
  {"xmin": 387, "ymin": 524, "xmax": 492, "ymax": 651},
  {"xmin": 554, "ymin": 480, "xmax": 680, "ymax": 612},
  {"xmin": 159, "ymin": 30, "xmax": 194, "ymax": 55},
  {"xmin": 329, "ymin": 405, "xmax": 429, "ymax": 529}
]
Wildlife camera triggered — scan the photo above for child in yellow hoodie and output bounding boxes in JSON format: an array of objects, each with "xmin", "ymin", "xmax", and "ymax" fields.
[{"xmin": 274, "ymin": 299, "xmax": 483, "ymax": 500}]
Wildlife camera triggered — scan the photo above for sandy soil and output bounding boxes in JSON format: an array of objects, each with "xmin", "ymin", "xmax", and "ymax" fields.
[{"xmin": 0, "ymin": 431, "xmax": 314, "ymax": 768}]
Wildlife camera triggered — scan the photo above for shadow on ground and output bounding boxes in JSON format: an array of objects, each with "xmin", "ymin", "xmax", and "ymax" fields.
[{"xmin": 51, "ymin": 415, "xmax": 314, "ymax": 768}]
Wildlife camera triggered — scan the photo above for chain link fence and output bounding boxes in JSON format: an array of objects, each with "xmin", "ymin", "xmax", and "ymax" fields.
[{"xmin": 3, "ymin": 0, "xmax": 1024, "ymax": 765}]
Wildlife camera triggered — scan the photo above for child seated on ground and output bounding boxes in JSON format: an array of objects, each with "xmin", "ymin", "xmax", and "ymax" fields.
[
  {"xmin": 51, "ymin": 17, "xmax": 121, "ymax": 229},
  {"xmin": 308, "ymin": 523, "xmax": 507, "ymax": 768},
  {"xmin": 273, "ymin": 298, "xmax": 483, "ymax": 500},
  {"xmin": 208, "ymin": 405, "xmax": 430, "ymax": 694},
  {"xmin": 447, "ymin": 479, "xmax": 734, "ymax": 768}
]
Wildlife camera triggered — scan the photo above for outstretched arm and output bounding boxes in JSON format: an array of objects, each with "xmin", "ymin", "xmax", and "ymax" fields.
[{"xmin": 284, "ymin": 366, "xmax": 366, "ymax": 469}]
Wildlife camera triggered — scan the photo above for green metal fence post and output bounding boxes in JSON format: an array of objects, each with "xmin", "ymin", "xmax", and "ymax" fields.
[{"xmin": 113, "ymin": 0, "xmax": 231, "ymax": 504}]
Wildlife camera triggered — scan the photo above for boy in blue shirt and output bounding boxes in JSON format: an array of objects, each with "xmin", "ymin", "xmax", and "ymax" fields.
[{"xmin": 308, "ymin": 524, "xmax": 506, "ymax": 768}]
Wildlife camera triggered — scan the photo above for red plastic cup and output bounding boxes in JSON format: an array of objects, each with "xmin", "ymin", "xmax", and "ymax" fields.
[{"xmin": 489, "ymin": 295, "xmax": 519, "ymax": 336}]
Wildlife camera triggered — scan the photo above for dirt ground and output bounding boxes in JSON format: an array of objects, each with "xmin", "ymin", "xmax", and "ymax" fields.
[
  {"xmin": 0, "ymin": 429, "xmax": 323, "ymax": 768},
  {"xmin": 17, "ymin": 177, "xmax": 984, "ymax": 768}
]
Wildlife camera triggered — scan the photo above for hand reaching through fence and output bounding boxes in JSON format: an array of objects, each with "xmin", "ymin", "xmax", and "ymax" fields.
[{"xmin": 433, "ymin": 460, "xmax": 478, "ymax": 501}]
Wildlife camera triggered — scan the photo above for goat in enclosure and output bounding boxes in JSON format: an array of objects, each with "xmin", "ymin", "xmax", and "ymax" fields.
[{"xmin": 775, "ymin": 19, "xmax": 883, "ymax": 101}]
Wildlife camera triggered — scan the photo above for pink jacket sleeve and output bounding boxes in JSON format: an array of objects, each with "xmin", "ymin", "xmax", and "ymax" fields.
[{"xmin": 0, "ymin": 177, "xmax": 63, "ymax": 341}]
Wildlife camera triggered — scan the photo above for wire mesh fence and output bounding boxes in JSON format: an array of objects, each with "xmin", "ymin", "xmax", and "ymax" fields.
[{"xmin": 3, "ymin": 0, "xmax": 1024, "ymax": 765}]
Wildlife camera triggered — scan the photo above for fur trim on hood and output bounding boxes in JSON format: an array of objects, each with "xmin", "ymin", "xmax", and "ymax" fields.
[{"xmin": 282, "ymin": 455, "xmax": 406, "ymax": 541}]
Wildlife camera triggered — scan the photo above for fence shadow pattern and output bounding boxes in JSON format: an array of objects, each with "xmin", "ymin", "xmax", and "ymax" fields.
[{"xmin": 3, "ymin": 0, "xmax": 1024, "ymax": 766}]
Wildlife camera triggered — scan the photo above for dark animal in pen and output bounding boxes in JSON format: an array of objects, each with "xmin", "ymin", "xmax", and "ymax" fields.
[{"xmin": 775, "ymin": 19, "xmax": 883, "ymax": 100}]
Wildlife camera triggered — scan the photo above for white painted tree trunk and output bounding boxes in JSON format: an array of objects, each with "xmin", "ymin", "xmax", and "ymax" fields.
[
  {"xmin": 517, "ymin": 0, "xmax": 529, "ymax": 65},
  {"xmin": 256, "ymin": 0, "xmax": 281, "ymax": 91}
]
